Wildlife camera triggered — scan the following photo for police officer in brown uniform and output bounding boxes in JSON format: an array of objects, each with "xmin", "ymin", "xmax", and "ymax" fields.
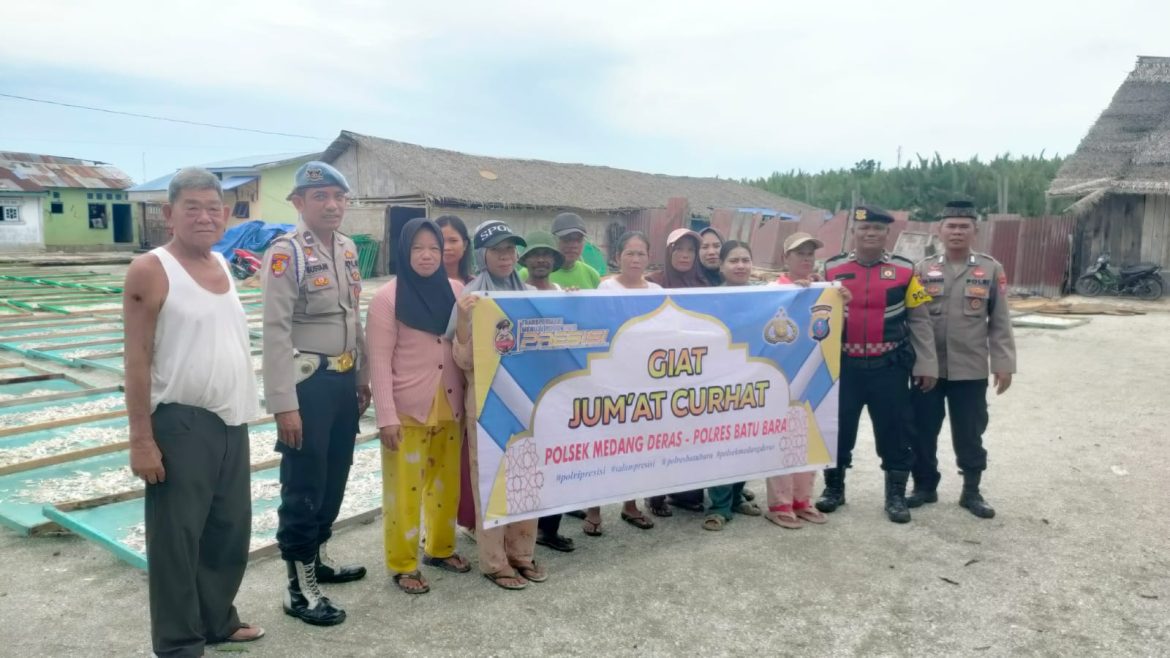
[
  {"xmin": 908, "ymin": 200, "xmax": 1016, "ymax": 518},
  {"xmin": 262, "ymin": 161, "xmax": 371, "ymax": 626}
]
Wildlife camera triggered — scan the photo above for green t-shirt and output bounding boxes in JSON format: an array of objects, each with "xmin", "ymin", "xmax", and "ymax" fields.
[{"xmin": 519, "ymin": 261, "xmax": 601, "ymax": 290}]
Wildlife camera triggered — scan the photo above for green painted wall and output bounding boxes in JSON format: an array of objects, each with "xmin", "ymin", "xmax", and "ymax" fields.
[
  {"xmin": 257, "ymin": 162, "xmax": 302, "ymax": 223},
  {"xmin": 42, "ymin": 188, "xmax": 136, "ymax": 247}
]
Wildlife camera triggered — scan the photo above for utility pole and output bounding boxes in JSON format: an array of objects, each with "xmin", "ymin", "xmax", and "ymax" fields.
[{"xmin": 896, "ymin": 145, "xmax": 902, "ymax": 169}]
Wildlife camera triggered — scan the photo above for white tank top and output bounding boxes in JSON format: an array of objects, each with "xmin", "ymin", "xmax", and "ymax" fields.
[{"xmin": 150, "ymin": 248, "xmax": 260, "ymax": 426}]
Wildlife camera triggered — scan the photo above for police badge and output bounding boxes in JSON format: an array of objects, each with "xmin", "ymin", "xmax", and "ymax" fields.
[
  {"xmin": 809, "ymin": 304, "xmax": 832, "ymax": 341},
  {"xmin": 763, "ymin": 308, "xmax": 799, "ymax": 345}
]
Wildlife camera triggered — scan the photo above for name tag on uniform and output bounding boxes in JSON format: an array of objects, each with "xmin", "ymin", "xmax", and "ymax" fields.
[
  {"xmin": 833, "ymin": 272, "xmax": 856, "ymax": 281},
  {"xmin": 306, "ymin": 263, "xmax": 328, "ymax": 275}
]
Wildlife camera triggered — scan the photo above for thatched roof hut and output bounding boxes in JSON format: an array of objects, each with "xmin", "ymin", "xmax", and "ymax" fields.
[
  {"xmin": 322, "ymin": 130, "xmax": 820, "ymax": 216},
  {"xmin": 321, "ymin": 130, "xmax": 824, "ymax": 274},
  {"xmin": 1049, "ymin": 56, "xmax": 1170, "ymax": 270}
]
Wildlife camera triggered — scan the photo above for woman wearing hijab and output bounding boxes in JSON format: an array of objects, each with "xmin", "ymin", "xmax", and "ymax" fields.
[
  {"xmin": 703, "ymin": 241, "xmax": 766, "ymax": 530},
  {"xmin": 367, "ymin": 218, "xmax": 470, "ymax": 594},
  {"xmin": 643, "ymin": 228, "xmax": 709, "ymax": 517},
  {"xmin": 451, "ymin": 220, "xmax": 549, "ymax": 590},
  {"xmin": 698, "ymin": 226, "xmax": 725, "ymax": 286}
]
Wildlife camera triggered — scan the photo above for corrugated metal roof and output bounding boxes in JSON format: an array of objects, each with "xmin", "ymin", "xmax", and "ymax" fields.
[
  {"xmin": 0, "ymin": 152, "xmax": 133, "ymax": 191},
  {"xmin": 221, "ymin": 176, "xmax": 257, "ymax": 190},
  {"xmin": 197, "ymin": 152, "xmax": 316, "ymax": 171}
]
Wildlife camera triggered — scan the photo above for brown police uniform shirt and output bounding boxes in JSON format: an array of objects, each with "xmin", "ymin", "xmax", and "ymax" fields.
[
  {"xmin": 915, "ymin": 252, "xmax": 1017, "ymax": 381},
  {"xmin": 261, "ymin": 224, "xmax": 369, "ymax": 414}
]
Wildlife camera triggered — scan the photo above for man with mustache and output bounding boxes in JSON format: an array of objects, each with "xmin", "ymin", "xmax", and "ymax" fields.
[{"xmin": 262, "ymin": 161, "xmax": 372, "ymax": 626}]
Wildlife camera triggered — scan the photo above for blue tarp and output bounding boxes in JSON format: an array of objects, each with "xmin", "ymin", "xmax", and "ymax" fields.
[{"xmin": 213, "ymin": 220, "xmax": 295, "ymax": 257}]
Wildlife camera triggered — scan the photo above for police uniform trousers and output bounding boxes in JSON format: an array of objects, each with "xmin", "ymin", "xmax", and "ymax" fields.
[
  {"xmin": 276, "ymin": 364, "xmax": 359, "ymax": 563},
  {"xmin": 910, "ymin": 378, "xmax": 989, "ymax": 489},
  {"xmin": 146, "ymin": 403, "xmax": 250, "ymax": 658},
  {"xmin": 837, "ymin": 352, "xmax": 915, "ymax": 472}
]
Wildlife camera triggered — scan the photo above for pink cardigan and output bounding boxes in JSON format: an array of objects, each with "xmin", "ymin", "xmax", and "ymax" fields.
[{"xmin": 366, "ymin": 279, "xmax": 465, "ymax": 428}]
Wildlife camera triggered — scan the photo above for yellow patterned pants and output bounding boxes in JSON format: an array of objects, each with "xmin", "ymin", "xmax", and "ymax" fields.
[{"xmin": 381, "ymin": 422, "xmax": 461, "ymax": 574}]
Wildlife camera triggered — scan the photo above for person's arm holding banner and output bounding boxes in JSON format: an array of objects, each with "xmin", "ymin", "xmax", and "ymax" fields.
[{"xmin": 453, "ymin": 294, "xmax": 478, "ymax": 369}]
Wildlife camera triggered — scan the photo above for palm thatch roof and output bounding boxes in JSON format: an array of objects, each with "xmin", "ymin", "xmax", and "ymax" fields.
[
  {"xmin": 1050, "ymin": 56, "xmax": 1170, "ymax": 198},
  {"xmin": 322, "ymin": 131, "xmax": 822, "ymax": 217}
]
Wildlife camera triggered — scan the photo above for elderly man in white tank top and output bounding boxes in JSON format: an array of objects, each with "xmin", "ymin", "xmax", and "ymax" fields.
[{"xmin": 123, "ymin": 168, "xmax": 264, "ymax": 657}]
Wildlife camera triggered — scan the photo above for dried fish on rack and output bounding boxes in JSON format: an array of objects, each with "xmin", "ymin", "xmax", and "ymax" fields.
[{"xmin": 0, "ymin": 396, "xmax": 125, "ymax": 430}]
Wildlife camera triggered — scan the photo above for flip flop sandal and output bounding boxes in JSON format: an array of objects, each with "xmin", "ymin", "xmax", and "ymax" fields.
[
  {"xmin": 621, "ymin": 511, "xmax": 655, "ymax": 530},
  {"xmin": 668, "ymin": 498, "xmax": 706, "ymax": 513},
  {"xmin": 766, "ymin": 506, "xmax": 804, "ymax": 529},
  {"xmin": 582, "ymin": 518, "xmax": 603, "ymax": 536},
  {"xmin": 702, "ymin": 514, "xmax": 726, "ymax": 531},
  {"xmin": 734, "ymin": 501, "xmax": 763, "ymax": 516},
  {"xmin": 794, "ymin": 505, "xmax": 828, "ymax": 524},
  {"xmin": 223, "ymin": 623, "xmax": 265, "ymax": 643},
  {"xmin": 422, "ymin": 553, "xmax": 472, "ymax": 573},
  {"xmin": 647, "ymin": 502, "xmax": 674, "ymax": 518},
  {"xmin": 512, "ymin": 561, "xmax": 548, "ymax": 583},
  {"xmin": 483, "ymin": 570, "xmax": 527, "ymax": 590},
  {"xmin": 536, "ymin": 533, "xmax": 576, "ymax": 552},
  {"xmin": 392, "ymin": 571, "xmax": 431, "ymax": 594}
]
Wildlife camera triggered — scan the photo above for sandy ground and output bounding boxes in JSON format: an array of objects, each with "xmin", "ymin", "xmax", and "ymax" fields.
[{"xmin": 1, "ymin": 296, "xmax": 1168, "ymax": 657}]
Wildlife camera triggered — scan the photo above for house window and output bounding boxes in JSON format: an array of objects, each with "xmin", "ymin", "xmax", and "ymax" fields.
[
  {"xmin": 88, "ymin": 203, "xmax": 108, "ymax": 229},
  {"xmin": 232, "ymin": 201, "xmax": 250, "ymax": 219},
  {"xmin": 52, "ymin": 191, "xmax": 60, "ymax": 199},
  {"xmin": 51, "ymin": 202, "xmax": 64, "ymax": 214},
  {"xmin": 86, "ymin": 193, "xmax": 93, "ymax": 199},
  {"xmin": 1, "ymin": 204, "xmax": 21, "ymax": 223},
  {"xmin": 105, "ymin": 193, "xmax": 113, "ymax": 200}
]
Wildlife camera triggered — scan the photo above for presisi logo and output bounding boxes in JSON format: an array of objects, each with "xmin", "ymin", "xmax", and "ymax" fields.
[{"xmin": 515, "ymin": 317, "xmax": 609, "ymax": 353}]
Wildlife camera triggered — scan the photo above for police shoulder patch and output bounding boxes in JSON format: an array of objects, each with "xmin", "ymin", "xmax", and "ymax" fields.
[{"xmin": 905, "ymin": 275, "xmax": 932, "ymax": 309}]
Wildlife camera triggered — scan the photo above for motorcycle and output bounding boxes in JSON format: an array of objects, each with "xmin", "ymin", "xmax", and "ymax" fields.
[
  {"xmin": 1074, "ymin": 253, "xmax": 1164, "ymax": 300},
  {"xmin": 229, "ymin": 248, "xmax": 263, "ymax": 280}
]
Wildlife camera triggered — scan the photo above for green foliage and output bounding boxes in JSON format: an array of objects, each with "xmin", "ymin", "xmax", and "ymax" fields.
[{"xmin": 748, "ymin": 153, "xmax": 1065, "ymax": 220}]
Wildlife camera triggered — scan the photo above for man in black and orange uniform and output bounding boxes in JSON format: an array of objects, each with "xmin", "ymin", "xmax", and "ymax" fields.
[{"xmin": 817, "ymin": 205, "xmax": 937, "ymax": 523}]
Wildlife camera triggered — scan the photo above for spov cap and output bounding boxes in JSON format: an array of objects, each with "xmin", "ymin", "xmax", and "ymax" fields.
[{"xmin": 473, "ymin": 220, "xmax": 527, "ymax": 250}]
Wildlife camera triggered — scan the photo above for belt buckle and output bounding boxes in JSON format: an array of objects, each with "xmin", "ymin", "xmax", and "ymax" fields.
[{"xmin": 335, "ymin": 352, "xmax": 354, "ymax": 372}]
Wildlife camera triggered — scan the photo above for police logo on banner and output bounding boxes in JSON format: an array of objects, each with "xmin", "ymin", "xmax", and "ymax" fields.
[
  {"xmin": 809, "ymin": 305, "xmax": 833, "ymax": 341},
  {"xmin": 494, "ymin": 319, "xmax": 516, "ymax": 355},
  {"xmin": 763, "ymin": 308, "xmax": 798, "ymax": 344}
]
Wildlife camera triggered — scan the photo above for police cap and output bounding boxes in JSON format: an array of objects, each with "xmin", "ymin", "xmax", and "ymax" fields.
[
  {"xmin": 288, "ymin": 161, "xmax": 350, "ymax": 199},
  {"xmin": 853, "ymin": 205, "xmax": 895, "ymax": 224}
]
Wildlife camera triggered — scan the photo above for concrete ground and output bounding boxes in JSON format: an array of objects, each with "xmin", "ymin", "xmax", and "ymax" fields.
[{"xmin": 1, "ymin": 302, "xmax": 1168, "ymax": 656}]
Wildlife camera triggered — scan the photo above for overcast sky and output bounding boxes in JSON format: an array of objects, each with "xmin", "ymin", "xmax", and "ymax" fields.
[{"xmin": 2, "ymin": 0, "xmax": 1168, "ymax": 184}]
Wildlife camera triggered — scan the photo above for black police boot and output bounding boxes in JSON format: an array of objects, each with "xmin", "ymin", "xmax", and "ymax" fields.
[
  {"xmin": 815, "ymin": 468, "xmax": 846, "ymax": 513},
  {"xmin": 315, "ymin": 541, "xmax": 367, "ymax": 583},
  {"xmin": 959, "ymin": 471, "xmax": 996, "ymax": 519},
  {"xmin": 284, "ymin": 560, "xmax": 346, "ymax": 626},
  {"xmin": 884, "ymin": 470, "xmax": 912, "ymax": 524},
  {"xmin": 905, "ymin": 477, "xmax": 939, "ymax": 509}
]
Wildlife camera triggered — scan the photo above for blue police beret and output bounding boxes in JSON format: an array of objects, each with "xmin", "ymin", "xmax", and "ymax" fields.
[{"xmin": 289, "ymin": 161, "xmax": 350, "ymax": 198}]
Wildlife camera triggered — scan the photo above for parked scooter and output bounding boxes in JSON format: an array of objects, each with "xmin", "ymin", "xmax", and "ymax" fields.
[
  {"xmin": 229, "ymin": 248, "xmax": 262, "ymax": 280},
  {"xmin": 1075, "ymin": 253, "xmax": 1164, "ymax": 300}
]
